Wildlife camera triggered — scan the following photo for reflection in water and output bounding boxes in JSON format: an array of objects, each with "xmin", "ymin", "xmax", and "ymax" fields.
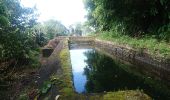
[
  {"xmin": 70, "ymin": 49, "xmax": 170, "ymax": 100},
  {"xmin": 84, "ymin": 50, "xmax": 143, "ymax": 92},
  {"xmin": 70, "ymin": 49, "xmax": 91, "ymax": 93}
]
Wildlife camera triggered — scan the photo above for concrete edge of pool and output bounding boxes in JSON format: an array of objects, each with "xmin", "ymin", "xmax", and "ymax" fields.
[{"xmin": 48, "ymin": 38, "xmax": 152, "ymax": 100}]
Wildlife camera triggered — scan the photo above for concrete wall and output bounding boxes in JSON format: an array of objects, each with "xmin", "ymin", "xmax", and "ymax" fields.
[
  {"xmin": 94, "ymin": 39, "xmax": 170, "ymax": 70},
  {"xmin": 42, "ymin": 36, "xmax": 170, "ymax": 83},
  {"xmin": 66, "ymin": 36, "xmax": 170, "ymax": 72}
]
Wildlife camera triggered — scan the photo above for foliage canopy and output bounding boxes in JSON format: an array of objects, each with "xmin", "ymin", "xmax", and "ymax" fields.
[
  {"xmin": 84, "ymin": 0, "xmax": 170, "ymax": 40},
  {"xmin": 0, "ymin": 0, "xmax": 38, "ymax": 63}
]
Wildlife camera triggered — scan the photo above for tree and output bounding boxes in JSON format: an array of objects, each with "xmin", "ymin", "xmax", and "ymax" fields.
[
  {"xmin": 43, "ymin": 19, "xmax": 68, "ymax": 39},
  {"xmin": 33, "ymin": 23, "xmax": 48, "ymax": 46},
  {"xmin": 33, "ymin": 20, "xmax": 69, "ymax": 47},
  {"xmin": 0, "ymin": 0, "xmax": 38, "ymax": 66},
  {"xmin": 75, "ymin": 23, "xmax": 83, "ymax": 36},
  {"xmin": 81, "ymin": 22, "xmax": 95, "ymax": 35},
  {"xmin": 69, "ymin": 23, "xmax": 83, "ymax": 36},
  {"xmin": 84, "ymin": 0, "xmax": 170, "ymax": 40}
]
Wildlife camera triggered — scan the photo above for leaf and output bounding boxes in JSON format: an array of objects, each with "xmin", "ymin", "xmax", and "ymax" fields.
[
  {"xmin": 160, "ymin": 0, "xmax": 165, "ymax": 5},
  {"xmin": 0, "ymin": 15, "xmax": 9, "ymax": 27},
  {"xmin": 40, "ymin": 81, "xmax": 52, "ymax": 94},
  {"xmin": 41, "ymin": 88, "xmax": 48, "ymax": 94},
  {"xmin": 47, "ymin": 83, "xmax": 51, "ymax": 88}
]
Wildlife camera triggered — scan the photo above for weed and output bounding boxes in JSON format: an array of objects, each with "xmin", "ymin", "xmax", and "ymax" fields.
[{"xmin": 98, "ymin": 31, "xmax": 170, "ymax": 58}]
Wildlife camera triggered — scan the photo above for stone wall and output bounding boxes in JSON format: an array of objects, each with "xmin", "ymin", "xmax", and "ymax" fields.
[
  {"xmin": 65, "ymin": 36, "xmax": 170, "ymax": 72},
  {"xmin": 94, "ymin": 39, "xmax": 170, "ymax": 83},
  {"xmin": 94, "ymin": 39, "xmax": 170, "ymax": 72},
  {"xmin": 42, "ymin": 36, "xmax": 170, "ymax": 83}
]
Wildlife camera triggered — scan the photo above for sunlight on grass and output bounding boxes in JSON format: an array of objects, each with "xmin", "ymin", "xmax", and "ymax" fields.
[
  {"xmin": 98, "ymin": 31, "xmax": 170, "ymax": 58},
  {"xmin": 104, "ymin": 90, "xmax": 151, "ymax": 100}
]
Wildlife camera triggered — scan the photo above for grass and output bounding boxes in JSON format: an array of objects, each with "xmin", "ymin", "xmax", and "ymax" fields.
[
  {"xmin": 104, "ymin": 90, "xmax": 151, "ymax": 100},
  {"xmin": 97, "ymin": 31, "xmax": 170, "ymax": 58},
  {"xmin": 50, "ymin": 39, "xmax": 151, "ymax": 100}
]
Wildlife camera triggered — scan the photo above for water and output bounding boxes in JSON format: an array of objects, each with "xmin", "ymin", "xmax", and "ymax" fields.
[
  {"xmin": 69, "ymin": 48, "xmax": 170, "ymax": 100},
  {"xmin": 70, "ymin": 49, "xmax": 89, "ymax": 93}
]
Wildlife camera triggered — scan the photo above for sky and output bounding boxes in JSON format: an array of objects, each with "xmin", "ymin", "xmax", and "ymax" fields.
[
  {"xmin": 21, "ymin": 0, "xmax": 87, "ymax": 27},
  {"xmin": 70, "ymin": 49, "xmax": 89, "ymax": 93},
  {"xmin": 70, "ymin": 49, "xmax": 87, "ymax": 73}
]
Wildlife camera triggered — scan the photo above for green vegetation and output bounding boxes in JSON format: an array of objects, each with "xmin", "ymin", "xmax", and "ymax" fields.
[
  {"xmin": 57, "ymin": 41, "xmax": 81, "ymax": 99},
  {"xmin": 40, "ymin": 81, "xmax": 52, "ymax": 94},
  {"xmin": 104, "ymin": 90, "xmax": 151, "ymax": 100},
  {"xmin": 0, "ymin": 0, "xmax": 69, "ymax": 99},
  {"xmin": 0, "ymin": 0, "xmax": 37, "ymax": 61},
  {"xmin": 84, "ymin": 0, "xmax": 170, "ymax": 39},
  {"xmin": 98, "ymin": 31, "xmax": 170, "ymax": 58},
  {"xmin": 34, "ymin": 19, "xmax": 69, "ymax": 41},
  {"xmin": 0, "ymin": 0, "xmax": 41, "ymax": 81},
  {"xmin": 1, "ymin": 0, "xmax": 168, "ymax": 99},
  {"xmin": 69, "ymin": 23, "xmax": 83, "ymax": 36},
  {"xmin": 69, "ymin": 23, "xmax": 95, "ymax": 36},
  {"xmin": 0, "ymin": 0, "xmax": 69, "ymax": 80},
  {"xmin": 84, "ymin": 0, "xmax": 170, "ymax": 57}
]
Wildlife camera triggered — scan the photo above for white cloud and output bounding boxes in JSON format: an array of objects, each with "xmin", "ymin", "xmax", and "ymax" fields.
[
  {"xmin": 70, "ymin": 49, "xmax": 88, "ymax": 73},
  {"xmin": 21, "ymin": 0, "xmax": 87, "ymax": 27}
]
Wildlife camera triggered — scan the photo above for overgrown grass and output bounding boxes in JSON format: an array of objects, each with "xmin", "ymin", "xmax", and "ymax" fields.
[
  {"xmin": 58, "ymin": 48, "xmax": 76, "ymax": 99},
  {"xmin": 29, "ymin": 50, "xmax": 41, "ymax": 68},
  {"xmin": 97, "ymin": 31, "xmax": 170, "ymax": 58},
  {"xmin": 104, "ymin": 90, "xmax": 151, "ymax": 100}
]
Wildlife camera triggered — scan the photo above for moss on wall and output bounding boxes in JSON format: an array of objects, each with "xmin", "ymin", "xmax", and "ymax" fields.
[{"xmin": 52, "ymin": 39, "xmax": 151, "ymax": 100}]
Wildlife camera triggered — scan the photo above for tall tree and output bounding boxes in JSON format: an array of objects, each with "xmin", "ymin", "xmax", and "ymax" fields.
[
  {"xmin": 43, "ymin": 19, "xmax": 68, "ymax": 39},
  {"xmin": 84, "ymin": 0, "xmax": 170, "ymax": 39},
  {"xmin": 0, "ymin": 0, "xmax": 38, "ymax": 63}
]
